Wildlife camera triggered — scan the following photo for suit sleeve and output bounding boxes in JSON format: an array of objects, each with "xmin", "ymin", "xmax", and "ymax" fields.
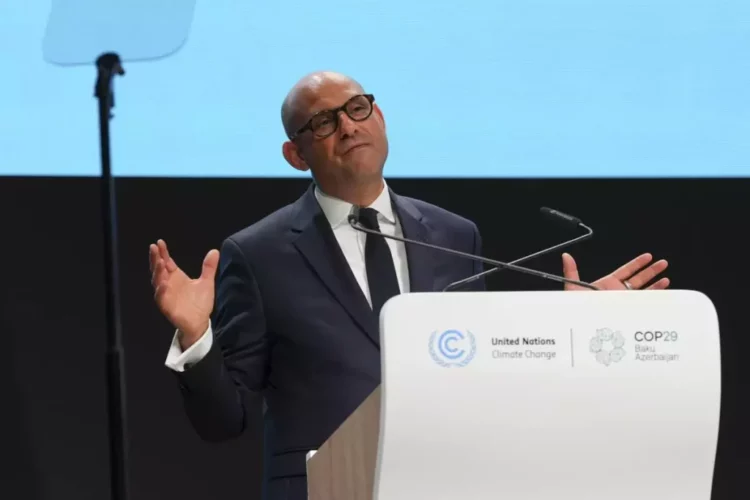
[
  {"xmin": 468, "ymin": 223, "xmax": 487, "ymax": 291},
  {"xmin": 172, "ymin": 237, "xmax": 270, "ymax": 442}
]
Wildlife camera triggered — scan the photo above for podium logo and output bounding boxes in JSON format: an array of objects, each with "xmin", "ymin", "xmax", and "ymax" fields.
[
  {"xmin": 429, "ymin": 329, "xmax": 477, "ymax": 367},
  {"xmin": 590, "ymin": 328, "xmax": 626, "ymax": 366}
]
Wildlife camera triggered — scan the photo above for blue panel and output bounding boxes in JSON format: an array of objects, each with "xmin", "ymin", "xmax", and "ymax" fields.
[{"xmin": 0, "ymin": 0, "xmax": 748, "ymax": 177}]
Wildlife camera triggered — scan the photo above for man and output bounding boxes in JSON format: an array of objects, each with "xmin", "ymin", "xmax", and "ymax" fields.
[{"xmin": 149, "ymin": 71, "xmax": 669, "ymax": 500}]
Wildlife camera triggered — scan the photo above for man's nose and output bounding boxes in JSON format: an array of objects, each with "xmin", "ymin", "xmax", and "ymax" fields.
[{"xmin": 337, "ymin": 111, "xmax": 358, "ymax": 138}]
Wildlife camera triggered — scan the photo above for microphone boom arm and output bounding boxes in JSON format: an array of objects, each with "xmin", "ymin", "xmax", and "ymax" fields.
[
  {"xmin": 443, "ymin": 222, "xmax": 593, "ymax": 291},
  {"xmin": 348, "ymin": 216, "xmax": 598, "ymax": 291}
]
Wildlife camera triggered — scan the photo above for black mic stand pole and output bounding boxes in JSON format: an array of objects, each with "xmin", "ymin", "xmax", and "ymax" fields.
[{"xmin": 95, "ymin": 52, "xmax": 130, "ymax": 500}]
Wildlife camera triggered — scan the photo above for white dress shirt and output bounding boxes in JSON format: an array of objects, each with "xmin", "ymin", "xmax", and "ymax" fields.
[{"xmin": 164, "ymin": 182, "xmax": 410, "ymax": 372}]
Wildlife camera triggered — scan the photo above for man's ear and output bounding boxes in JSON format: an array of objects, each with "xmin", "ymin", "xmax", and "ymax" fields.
[
  {"xmin": 373, "ymin": 103, "xmax": 385, "ymax": 130},
  {"xmin": 282, "ymin": 141, "xmax": 309, "ymax": 172}
]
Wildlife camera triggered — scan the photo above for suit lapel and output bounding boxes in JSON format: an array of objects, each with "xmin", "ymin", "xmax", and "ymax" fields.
[
  {"xmin": 291, "ymin": 186, "xmax": 379, "ymax": 346},
  {"xmin": 391, "ymin": 191, "xmax": 436, "ymax": 293}
]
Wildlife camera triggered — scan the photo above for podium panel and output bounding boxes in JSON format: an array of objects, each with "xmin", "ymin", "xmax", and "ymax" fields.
[{"xmin": 307, "ymin": 290, "xmax": 721, "ymax": 500}]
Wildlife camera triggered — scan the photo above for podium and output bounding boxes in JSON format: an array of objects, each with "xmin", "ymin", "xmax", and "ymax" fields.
[{"xmin": 306, "ymin": 290, "xmax": 721, "ymax": 500}]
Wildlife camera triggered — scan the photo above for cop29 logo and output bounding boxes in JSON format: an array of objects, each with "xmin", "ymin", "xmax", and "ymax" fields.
[
  {"xmin": 428, "ymin": 329, "xmax": 477, "ymax": 367},
  {"xmin": 590, "ymin": 327, "xmax": 626, "ymax": 366}
]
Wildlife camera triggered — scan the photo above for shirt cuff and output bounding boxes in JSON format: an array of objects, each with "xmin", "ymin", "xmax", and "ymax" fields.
[{"xmin": 164, "ymin": 322, "xmax": 213, "ymax": 372}]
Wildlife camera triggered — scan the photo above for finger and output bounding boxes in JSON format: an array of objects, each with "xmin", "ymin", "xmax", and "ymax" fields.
[
  {"xmin": 626, "ymin": 259, "xmax": 669, "ymax": 289},
  {"xmin": 149, "ymin": 244, "xmax": 158, "ymax": 273},
  {"xmin": 562, "ymin": 253, "xmax": 580, "ymax": 279},
  {"xmin": 157, "ymin": 239, "xmax": 169, "ymax": 262},
  {"xmin": 611, "ymin": 253, "xmax": 653, "ymax": 281},
  {"xmin": 157, "ymin": 239, "xmax": 178, "ymax": 273},
  {"xmin": 200, "ymin": 249, "xmax": 220, "ymax": 281},
  {"xmin": 562, "ymin": 253, "xmax": 582, "ymax": 290},
  {"xmin": 151, "ymin": 259, "xmax": 159, "ymax": 286},
  {"xmin": 151, "ymin": 259, "xmax": 168, "ymax": 288},
  {"xmin": 645, "ymin": 277, "xmax": 670, "ymax": 290}
]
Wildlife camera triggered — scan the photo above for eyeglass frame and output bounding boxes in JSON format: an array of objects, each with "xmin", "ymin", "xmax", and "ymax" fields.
[{"xmin": 289, "ymin": 94, "xmax": 376, "ymax": 141}]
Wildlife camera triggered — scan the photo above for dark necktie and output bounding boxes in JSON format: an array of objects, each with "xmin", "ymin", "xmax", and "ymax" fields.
[{"xmin": 358, "ymin": 207, "xmax": 401, "ymax": 316}]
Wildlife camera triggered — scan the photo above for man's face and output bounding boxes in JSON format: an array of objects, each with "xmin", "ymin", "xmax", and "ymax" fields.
[{"xmin": 288, "ymin": 79, "xmax": 389, "ymax": 186}]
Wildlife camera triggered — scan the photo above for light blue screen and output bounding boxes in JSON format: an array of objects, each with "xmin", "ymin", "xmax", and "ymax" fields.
[{"xmin": 1, "ymin": 0, "xmax": 748, "ymax": 177}]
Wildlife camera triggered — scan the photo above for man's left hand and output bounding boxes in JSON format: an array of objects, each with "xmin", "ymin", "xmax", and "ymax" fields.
[{"xmin": 562, "ymin": 252, "xmax": 669, "ymax": 291}]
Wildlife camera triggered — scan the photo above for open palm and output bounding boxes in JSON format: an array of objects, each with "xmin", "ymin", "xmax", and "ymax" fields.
[
  {"xmin": 562, "ymin": 252, "xmax": 670, "ymax": 291},
  {"xmin": 149, "ymin": 239, "xmax": 219, "ymax": 340}
]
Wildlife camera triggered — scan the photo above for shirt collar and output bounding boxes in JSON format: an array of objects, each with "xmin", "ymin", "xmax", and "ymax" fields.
[{"xmin": 314, "ymin": 181, "xmax": 396, "ymax": 228}]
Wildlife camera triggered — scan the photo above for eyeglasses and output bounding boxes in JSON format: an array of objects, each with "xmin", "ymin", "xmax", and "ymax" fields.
[{"xmin": 290, "ymin": 94, "xmax": 375, "ymax": 140}]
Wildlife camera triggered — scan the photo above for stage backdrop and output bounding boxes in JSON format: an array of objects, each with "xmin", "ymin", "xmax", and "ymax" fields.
[
  {"xmin": 2, "ymin": 0, "xmax": 750, "ymax": 178},
  {"xmin": 0, "ymin": 176, "xmax": 747, "ymax": 499}
]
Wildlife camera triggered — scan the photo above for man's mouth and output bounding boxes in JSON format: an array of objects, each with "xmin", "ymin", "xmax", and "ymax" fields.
[{"xmin": 343, "ymin": 143, "xmax": 368, "ymax": 154}]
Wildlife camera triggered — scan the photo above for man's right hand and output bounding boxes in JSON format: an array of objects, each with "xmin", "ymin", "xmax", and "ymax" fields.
[{"xmin": 149, "ymin": 239, "xmax": 219, "ymax": 350}]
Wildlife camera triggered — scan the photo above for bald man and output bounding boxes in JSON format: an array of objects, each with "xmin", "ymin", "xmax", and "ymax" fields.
[{"xmin": 149, "ymin": 71, "xmax": 669, "ymax": 500}]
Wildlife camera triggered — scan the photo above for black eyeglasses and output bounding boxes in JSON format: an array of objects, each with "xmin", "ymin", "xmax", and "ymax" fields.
[{"xmin": 290, "ymin": 94, "xmax": 375, "ymax": 140}]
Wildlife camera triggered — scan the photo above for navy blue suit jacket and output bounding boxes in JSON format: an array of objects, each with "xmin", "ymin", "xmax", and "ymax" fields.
[{"xmin": 175, "ymin": 184, "xmax": 484, "ymax": 498}]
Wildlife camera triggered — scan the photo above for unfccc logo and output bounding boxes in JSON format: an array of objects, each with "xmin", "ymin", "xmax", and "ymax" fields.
[
  {"xmin": 590, "ymin": 328, "xmax": 626, "ymax": 366},
  {"xmin": 429, "ymin": 329, "xmax": 477, "ymax": 367}
]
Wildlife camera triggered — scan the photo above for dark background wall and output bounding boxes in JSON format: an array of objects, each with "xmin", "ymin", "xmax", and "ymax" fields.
[{"xmin": 1, "ymin": 176, "xmax": 747, "ymax": 499}]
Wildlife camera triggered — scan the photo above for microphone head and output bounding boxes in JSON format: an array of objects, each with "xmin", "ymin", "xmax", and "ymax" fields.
[
  {"xmin": 348, "ymin": 206, "xmax": 361, "ymax": 226},
  {"xmin": 540, "ymin": 206, "xmax": 582, "ymax": 226}
]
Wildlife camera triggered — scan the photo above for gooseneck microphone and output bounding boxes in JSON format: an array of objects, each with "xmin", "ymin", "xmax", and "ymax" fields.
[
  {"xmin": 442, "ymin": 207, "xmax": 593, "ymax": 291},
  {"xmin": 347, "ymin": 208, "xmax": 598, "ymax": 291},
  {"xmin": 539, "ymin": 206, "xmax": 583, "ymax": 225}
]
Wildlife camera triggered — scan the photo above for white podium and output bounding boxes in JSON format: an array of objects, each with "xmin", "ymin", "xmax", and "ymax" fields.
[{"xmin": 306, "ymin": 290, "xmax": 721, "ymax": 500}]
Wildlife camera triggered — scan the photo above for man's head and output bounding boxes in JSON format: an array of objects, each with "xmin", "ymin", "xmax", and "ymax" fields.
[{"xmin": 281, "ymin": 71, "xmax": 389, "ymax": 203}]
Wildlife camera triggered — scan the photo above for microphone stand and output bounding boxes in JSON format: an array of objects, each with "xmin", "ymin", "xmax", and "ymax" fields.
[{"xmin": 95, "ymin": 52, "xmax": 130, "ymax": 500}]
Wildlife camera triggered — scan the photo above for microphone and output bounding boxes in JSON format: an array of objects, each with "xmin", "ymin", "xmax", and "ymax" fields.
[
  {"xmin": 540, "ymin": 206, "xmax": 582, "ymax": 225},
  {"xmin": 443, "ymin": 207, "xmax": 593, "ymax": 291},
  {"xmin": 347, "ymin": 208, "xmax": 598, "ymax": 291}
]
